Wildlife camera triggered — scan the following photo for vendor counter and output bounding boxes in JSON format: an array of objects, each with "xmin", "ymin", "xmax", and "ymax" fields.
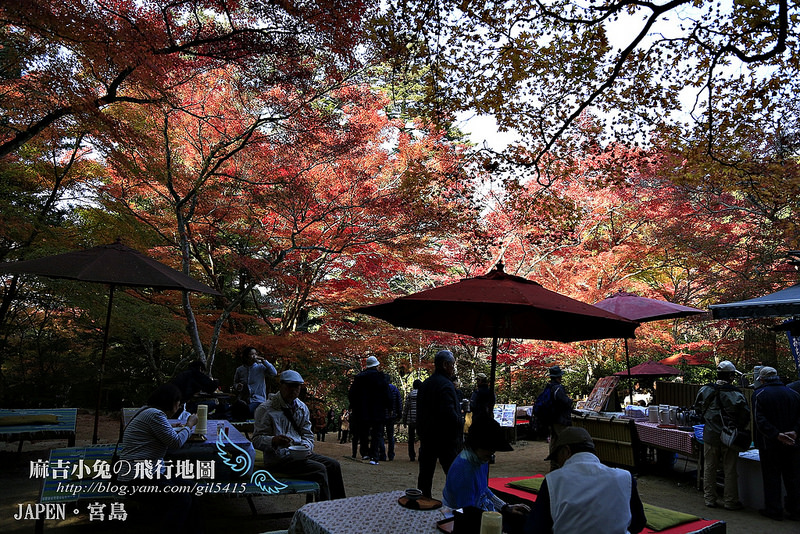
[
  {"xmin": 571, "ymin": 410, "xmax": 702, "ymax": 487},
  {"xmin": 571, "ymin": 411, "xmax": 638, "ymax": 469}
]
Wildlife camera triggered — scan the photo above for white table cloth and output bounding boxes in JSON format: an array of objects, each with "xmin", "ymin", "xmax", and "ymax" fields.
[{"xmin": 289, "ymin": 491, "xmax": 447, "ymax": 534}]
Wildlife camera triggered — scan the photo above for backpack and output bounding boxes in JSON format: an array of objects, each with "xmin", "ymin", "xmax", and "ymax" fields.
[{"xmin": 533, "ymin": 384, "xmax": 555, "ymax": 425}]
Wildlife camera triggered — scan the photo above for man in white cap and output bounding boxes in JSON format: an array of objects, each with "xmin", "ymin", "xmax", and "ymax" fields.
[
  {"xmin": 417, "ymin": 349, "xmax": 461, "ymax": 497},
  {"xmin": 753, "ymin": 366, "xmax": 800, "ymax": 521},
  {"xmin": 347, "ymin": 355, "xmax": 391, "ymax": 464},
  {"xmin": 252, "ymin": 370, "xmax": 345, "ymax": 500},
  {"xmin": 523, "ymin": 427, "xmax": 646, "ymax": 534},
  {"xmin": 694, "ymin": 360, "xmax": 750, "ymax": 510}
]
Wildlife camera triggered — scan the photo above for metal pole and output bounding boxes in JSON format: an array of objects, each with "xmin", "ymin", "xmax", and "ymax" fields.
[{"xmin": 93, "ymin": 285, "xmax": 114, "ymax": 444}]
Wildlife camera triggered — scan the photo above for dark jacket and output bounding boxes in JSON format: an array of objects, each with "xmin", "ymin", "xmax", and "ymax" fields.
[
  {"xmin": 417, "ymin": 370, "xmax": 461, "ymax": 442},
  {"xmin": 386, "ymin": 384, "xmax": 402, "ymax": 422},
  {"xmin": 551, "ymin": 381, "xmax": 573, "ymax": 427},
  {"xmin": 348, "ymin": 368, "xmax": 391, "ymax": 424},
  {"xmin": 470, "ymin": 385, "xmax": 495, "ymax": 417},
  {"xmin": 170, "ymin": 368, "xmax": 218, "ymax": 403},
  {"xmin": 753, "ymin": 377, "xmax": 800, "ymax": 448}
]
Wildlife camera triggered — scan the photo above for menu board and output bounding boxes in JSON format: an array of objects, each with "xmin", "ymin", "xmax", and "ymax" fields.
[
  {"xmin": 493, "ymin": 403, "xmax": 517, "ymax": 427},
  {"xmin": 583, "ymin": 376, "xmax": 620, "ymax": 412}
]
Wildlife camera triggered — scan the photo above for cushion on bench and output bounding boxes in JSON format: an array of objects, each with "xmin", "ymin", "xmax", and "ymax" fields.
[{"xmin": 0, "ymin": 414, "xmax": 59, "ymax": 426}]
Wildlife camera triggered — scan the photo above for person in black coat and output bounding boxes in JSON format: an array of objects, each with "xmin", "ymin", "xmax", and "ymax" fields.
[
  {"xmin": 348, "ymin": 356, "xmax": 391, "ymax": 463},
  {"xmin": 752, "ymin": 366, "xmax": 800, "ymax": 521},
  {"xmin": 470, "ymin": 373, "xmax": 495, "ymax": 419},
  {"xmin": 170, "ymin": 360, "xmax": 219, "ymax": 414},
  {"xmin": 416, "ymin": 349, "xmax": 461, "ymax": 498}
]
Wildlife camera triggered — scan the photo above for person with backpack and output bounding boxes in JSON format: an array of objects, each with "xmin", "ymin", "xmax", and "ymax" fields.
[
  {"xmin": 693, "ymin": 360, "xmax": 750, "ymax": 510},
  {"xmin": 534, "ymin": 366, "xmax": 574, "ymax": 472}
]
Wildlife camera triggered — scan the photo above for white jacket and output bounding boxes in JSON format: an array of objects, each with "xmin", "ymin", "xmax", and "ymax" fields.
[
  {"xmin": 546, "ymin": 452, "xmax": 633, "ymax": 534},
  {"xmin": 252, "ymin": 392, "xmax": 314, "ymax": 466}
]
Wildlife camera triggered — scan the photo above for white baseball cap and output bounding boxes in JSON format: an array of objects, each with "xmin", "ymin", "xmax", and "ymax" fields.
[{"xmin": 365, "ymin": 356, "xmax": 380, "ymax": 368}]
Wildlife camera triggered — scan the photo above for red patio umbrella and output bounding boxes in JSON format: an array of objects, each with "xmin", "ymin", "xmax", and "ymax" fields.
[
  {"xmin": 660, "ymin": 353, "xmax": 713, "ymax": 366},
  {"xmin": 595, "ymin": 291, "xmax": 705, "ymax": 404},
  {"xmin": 0, "ymin": 240, "xmax": 221, "ymax": 443},
  {"xmin": 613, "ymin": 360, "xmax": 682, "ymax": 377},
  {"xmin": 354, "ymin": 263, "xmax": 638, "ymax": 392}
]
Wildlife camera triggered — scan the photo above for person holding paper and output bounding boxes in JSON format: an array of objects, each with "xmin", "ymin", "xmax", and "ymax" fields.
[
  {"xmin": 118, "ymin": 383, "xmax": 200, "ymax": 532},
  {"xmin": 443, "ymin": 415, "xmax": 530, "ymax": 533}
]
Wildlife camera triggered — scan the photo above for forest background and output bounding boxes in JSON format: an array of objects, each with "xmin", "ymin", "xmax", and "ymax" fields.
[{"xmin": 1, "ymin": 0, "xmax": 800, "ymax": 413}]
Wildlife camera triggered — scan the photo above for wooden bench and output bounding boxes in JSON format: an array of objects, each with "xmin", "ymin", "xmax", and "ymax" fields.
[{"xmin": 36, "ymin": 445, "xmax": 318, "ymax": 533}]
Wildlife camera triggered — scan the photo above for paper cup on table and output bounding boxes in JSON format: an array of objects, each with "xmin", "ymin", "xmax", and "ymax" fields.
[
  {"xmin": 195, "ymin": 404, "xmax": 207, "ymax": 435},
  {"xmin": 479, "ymin": 511, "xmax": 502, "ymax": 534}
]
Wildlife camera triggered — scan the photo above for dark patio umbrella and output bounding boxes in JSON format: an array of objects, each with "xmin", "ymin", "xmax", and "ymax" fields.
[
  {"xmin": 353, "ymin": 263, "xmax": 638, "ymax": 392},
  {"xmin": 595, "ymin": 291, "xmax": 705, "ymax": 404},
  {"xmin": 0, "ymin": 240, "xmax": 221, "ymax": 442}
]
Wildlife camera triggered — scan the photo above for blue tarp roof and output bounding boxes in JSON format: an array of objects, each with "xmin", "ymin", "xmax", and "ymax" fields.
[{"xmin": 710, "ymin": 283, "xmax": 800, "ymax": 319}]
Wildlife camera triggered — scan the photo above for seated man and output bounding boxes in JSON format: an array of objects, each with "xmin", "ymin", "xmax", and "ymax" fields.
[
  {"xmin": 524, "ymin": 427, "xmax": 646, "ymax": 534},
  {"xmin": 443, "ymin": 414, "xmax": 530, "ymax": 533},
  {"xmin": 252, "ymin": 370, "xmax": 346, "ymax": 501}
]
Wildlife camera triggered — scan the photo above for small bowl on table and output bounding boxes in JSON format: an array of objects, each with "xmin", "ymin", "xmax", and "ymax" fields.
[
  {"xmin": 288, "ymin": 444, "xmax": 310, "ymax": 460},
  {"xmin": 405, "ymin": 488, "xmax": 423, "ymax": 501}
]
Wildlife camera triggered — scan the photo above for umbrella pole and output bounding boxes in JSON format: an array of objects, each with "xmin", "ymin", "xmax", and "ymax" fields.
[
  {"xmin": 93, "ymin": 285, "xmax": 115, "ymax": 444},
  {"xmin": 624, "ymin": 338, "xmax": 633, "ymax": 408},
  {"xmin": 489, "ymin": 335, "xmax": 498, "ymax": 396}
]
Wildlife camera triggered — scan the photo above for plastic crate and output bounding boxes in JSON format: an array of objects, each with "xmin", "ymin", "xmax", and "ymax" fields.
[{"xmin": 693, "ymin": 424, "xmax": 704, "ymax": 443}]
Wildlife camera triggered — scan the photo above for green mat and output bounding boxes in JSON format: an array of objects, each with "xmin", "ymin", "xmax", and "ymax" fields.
[
  {"xmin": 507, "ymin": 477, "xmax": 545, "ymax": 494},
  {"xmin": 642, "ymin": 503, "xmax": 699, "ymax": 531}
]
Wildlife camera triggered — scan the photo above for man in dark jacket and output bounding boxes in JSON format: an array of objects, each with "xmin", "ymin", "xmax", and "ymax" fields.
[
  {"xmin": 470, "ymin": 373, "xmax": 495, "ymax": 419},
  {"xmin": 545, "ymin": 365, "xmax": 573, "ymax": 472},
  {"xmin": 379, "ymin": 380, "xmax": 403, "ymax": 461},
  {"xmin": 417, "ymin": 349, "xmax": 461, "ymax": 498},
  {"xmin": 348, "ymin": 356, "xmax": 391, "ymax": 464},
  {"xmin": 753, "ymin": 366, "xmax": 800, "ymax": 521}
]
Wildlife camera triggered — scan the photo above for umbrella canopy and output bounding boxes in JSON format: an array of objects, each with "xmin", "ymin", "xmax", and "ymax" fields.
[
  {"xmin": 613, "ymin": 360, "xmax": 682, "ymax": 377},
  {"xmin": 710, "ymin": 283, "xmax": 800, "ymax": 319},
  {"xmin": 0, "ymin": 240, "xmax": 221, "ymax": 294},
  {"xmin": 595, "ymin": 291, "xmax": 705, "ymax": 403},
  {"xmin": 0, "ymin": 240, "xmax": 221, "ymax": 442},
  {"xmin": 353, "ymin": 263, "xmax": 638, "ymax": 390},
  {"xmin": 594, "ymin": 291, "xmax": 706, "ymax": 323},
  {"xmin": 660, "ymin": 353, "xmax": 713, "ymax": 366}
]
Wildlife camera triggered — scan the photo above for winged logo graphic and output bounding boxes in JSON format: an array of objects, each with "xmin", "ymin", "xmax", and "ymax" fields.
[{"xmin": 216, "ymin": 427, "xmax": 288, "ymax": 493}]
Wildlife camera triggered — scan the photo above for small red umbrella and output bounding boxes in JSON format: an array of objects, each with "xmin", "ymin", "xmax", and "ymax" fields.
[
  {"xmin": 660, "ymin": 353, "xmax": 713, "ymax": 366},
  {"xmin": 595, "ymin": 291, "xmax": 705, "ymax": 403},
  {"xmin": 613, "ymin": 360, "xmax": 682, "ymax": 377},
  {"xmin": 354, "ymin": 263, "xmax": 638, "ymax": 391}
]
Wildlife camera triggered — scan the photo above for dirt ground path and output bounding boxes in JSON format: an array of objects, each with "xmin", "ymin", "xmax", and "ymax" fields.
[{"xmin": 0, "ymin": 412, "xmax": 796, "ymax": 533}]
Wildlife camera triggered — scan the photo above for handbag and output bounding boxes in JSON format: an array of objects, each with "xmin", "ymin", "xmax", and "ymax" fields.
[
  {"xmin": 720, "ymin": 424, "xmax": 751, "ymax": 452},
  {"xmin": 714, "ymin": 386, "xmax": 752, "ymax": 452}
]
